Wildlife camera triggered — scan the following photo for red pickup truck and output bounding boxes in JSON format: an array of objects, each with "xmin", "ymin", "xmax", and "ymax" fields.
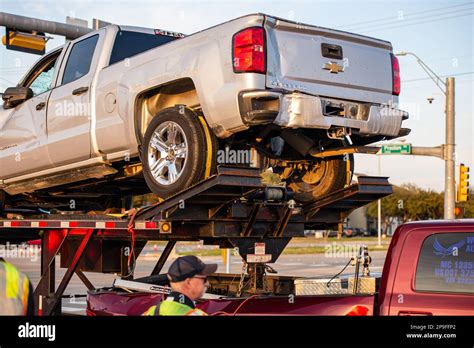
[{"xmin": 87, "ymin": 220, "xmax": 474, "ymax": 316}]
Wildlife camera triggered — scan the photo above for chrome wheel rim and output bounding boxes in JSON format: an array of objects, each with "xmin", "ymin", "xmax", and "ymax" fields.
[{"xmin": 147, "ymin": 121, "xmax": 188, "ymax": 186}]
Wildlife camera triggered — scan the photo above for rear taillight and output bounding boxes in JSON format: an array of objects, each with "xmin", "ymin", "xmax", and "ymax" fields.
[
  {"xmin": 232, "ymin": 27, "xmax": 266, "ymax": 74},
  {"xmin": 346, "ymin": 305, "xmax": 370, "ymax": 316},
  {"xmin": 391, "ymin": 53, "xmax": 401, "ymax": 96}
]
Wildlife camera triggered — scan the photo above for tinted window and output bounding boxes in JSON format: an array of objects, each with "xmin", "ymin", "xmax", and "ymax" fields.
[
  {"xmin": 62, "ymin": 35, "xmax": 99, "ymax": 85},
  {"xmin": 109, "ymin": 31, "xmax": 177, "ymax": 65},
  {"xmin": 415, "ymin": 233, "xmax": 474, "ymax": 294}
]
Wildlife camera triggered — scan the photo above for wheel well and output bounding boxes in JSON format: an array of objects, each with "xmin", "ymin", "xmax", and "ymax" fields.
[{"xmin": 134, "ymin": 78, "xmax": 201, "ymax": 144}]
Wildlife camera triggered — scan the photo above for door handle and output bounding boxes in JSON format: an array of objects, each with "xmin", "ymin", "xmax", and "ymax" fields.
[
  {"xmin": 321, "ymin": 43, "xmax": 343, "ymax": 60},
  {"xmin": 36, "ymin": 102, "xmax": 46, "ymax": 111},
  {"xmin": 72, "ymin": 86, "xmax": 89, "ymax": 95}
]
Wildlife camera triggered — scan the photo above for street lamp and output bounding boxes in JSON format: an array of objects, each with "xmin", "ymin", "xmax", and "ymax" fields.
[{"xmin": 396, "ymin": 51, "xmax": 456, "ymax": 219}]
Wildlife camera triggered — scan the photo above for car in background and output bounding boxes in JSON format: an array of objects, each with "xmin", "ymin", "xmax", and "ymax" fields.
[{"xmin": 343, "ymin": 227, "xmax": 364, "ymax": 237}]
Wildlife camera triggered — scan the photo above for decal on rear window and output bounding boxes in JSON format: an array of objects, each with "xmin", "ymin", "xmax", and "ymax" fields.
[{"xmin": 415, "ymin": 233, "xmax": 474, "ymax": 294}]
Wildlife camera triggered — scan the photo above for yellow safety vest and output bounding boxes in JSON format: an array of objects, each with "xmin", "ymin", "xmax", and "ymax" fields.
[
  {"xmin": 143, "ymin": 297, "xmax": 208, "ymax": 316},
  {"xmin": 0, "ymin": 261, "xmax": 31, "ymax": 315}
]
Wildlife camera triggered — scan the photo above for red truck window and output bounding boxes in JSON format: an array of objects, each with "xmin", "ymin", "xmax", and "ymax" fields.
[{"xmin": 415, "ymin": 233, "xmax": 474, "ymax": 294}]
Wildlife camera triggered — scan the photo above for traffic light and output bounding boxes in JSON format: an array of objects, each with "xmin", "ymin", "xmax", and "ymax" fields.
[
  {"xmin": 454, "ymin": 207, "xmax": 462, "ymax": 217},
  {"xmin": 457, "ymin": 163, "xmax": 470, "ymax": 202},
  {"xmin": 2, "ymin": 28, "xmax": 46, "ymax": 55}
]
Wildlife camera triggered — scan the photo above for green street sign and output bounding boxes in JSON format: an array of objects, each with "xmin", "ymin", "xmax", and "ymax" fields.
[{"xmin": 381, "ymin": 144, "xmax": 412, "ymax": 154}]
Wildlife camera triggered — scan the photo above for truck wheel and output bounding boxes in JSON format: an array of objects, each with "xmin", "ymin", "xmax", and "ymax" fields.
[
  {"xmin": 141, "ymin": 106, "xmax": 217, "ymax": 199},
  {"xmin": 288, "ymin": 156, "xmax": 353, "ymax": 203}
]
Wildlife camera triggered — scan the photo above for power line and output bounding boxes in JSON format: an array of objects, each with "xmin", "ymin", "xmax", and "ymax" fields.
[
  {"xmin": 402, "ymin": 78, "xmax": 473, "ymax": 89},
  {"xmin": 0, "ymin": 76, "xmax": 16, "ymax": 85},
  {"xmin": 0, "ymin": 67, "xmax": 29, "ymax": 71},
  {"xmin": 0, "ymin": 70, "xmax": 28, "ymax": 74},
  {"xmin": 402, "ymin": 71, "xmax": 474, "ymax": 83},
  {"xmin": 349, "ymin": 7, "xmax": 474, "ymax": 32},
  {"xmin": 336, "ymin": 2, "xmax": 473, "ymax": 29},
  {"xmin": 357, "ymin": 12, "xmax": 473, "ymax": 34},
  {"xmin": 423, "ymin": 54, "xmax": 474, "ymax": 63}
]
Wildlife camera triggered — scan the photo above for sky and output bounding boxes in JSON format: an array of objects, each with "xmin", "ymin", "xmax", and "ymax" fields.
[{"xmin": 0, "ymin": 0, "xmax": 473, "ymax": 192}]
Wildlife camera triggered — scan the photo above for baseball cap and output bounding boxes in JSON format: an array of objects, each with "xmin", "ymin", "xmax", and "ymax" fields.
[{"xmin": 167, "ymin": 255, "xmax": 218, "ymax": 282}]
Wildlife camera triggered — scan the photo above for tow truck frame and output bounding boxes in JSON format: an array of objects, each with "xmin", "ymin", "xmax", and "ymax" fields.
[{"xmin": 0, "ymin": 166, "xmax": 392, "ymax": 315}]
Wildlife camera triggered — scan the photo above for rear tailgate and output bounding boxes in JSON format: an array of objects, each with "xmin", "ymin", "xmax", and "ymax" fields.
[{"xmin": 264, "ymin": 16, "xmax": 395, "ymax": 105}]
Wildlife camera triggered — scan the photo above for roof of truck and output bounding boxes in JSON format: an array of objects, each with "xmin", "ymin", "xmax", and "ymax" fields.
[
  {"xmin": 401, "ymin": 219, "xmax": 474, "ymax": 226},
  {"xmin": 394, "ymin": 219, "xmax": 474, "ymax": 237},
  {"xmin": 111, "ymin": 13, "xmax": 393, "ymax": 50}
]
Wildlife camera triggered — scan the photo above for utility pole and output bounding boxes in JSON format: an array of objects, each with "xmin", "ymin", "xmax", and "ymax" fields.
[
  {"xmin": 377, "ymin": 155, "xmax": 382, "ymax": 247},
  {"xmin": 396, "ymin": 52, "xmax": 456, "ymax": 219},
  {"xmin": 445, "ymin": 77, "xmax": 456, "ymax": 219}
]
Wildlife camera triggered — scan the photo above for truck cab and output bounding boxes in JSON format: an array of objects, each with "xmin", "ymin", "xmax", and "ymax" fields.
[{"xmin": 378, "ymin": 220, "xmax": 474, "ymax": 316}]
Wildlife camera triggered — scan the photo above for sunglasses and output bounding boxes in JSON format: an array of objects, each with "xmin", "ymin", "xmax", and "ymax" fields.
[{"xmin": 194, "ymin": 275, "xmax": 208, "ymax": 282}]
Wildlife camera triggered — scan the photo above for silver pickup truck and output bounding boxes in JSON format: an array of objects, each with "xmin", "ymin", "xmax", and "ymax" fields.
[{"xmin": 0, "ymin": 14, "xmax": 409, "ymax": 211}]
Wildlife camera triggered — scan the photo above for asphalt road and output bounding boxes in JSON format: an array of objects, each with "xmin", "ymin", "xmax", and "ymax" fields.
[{"xmin": 4, "ymin": 244, "xmax": 387, "ymax": 315}]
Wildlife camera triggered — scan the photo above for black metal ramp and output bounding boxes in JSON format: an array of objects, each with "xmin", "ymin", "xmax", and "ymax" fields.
[
  {"xmin": 302, "ymin": 176, "xmax": 393, "ymax": 228},
  {"xmin": 134, "ymin": 166, "xmax": 264, "ymax": 221}
]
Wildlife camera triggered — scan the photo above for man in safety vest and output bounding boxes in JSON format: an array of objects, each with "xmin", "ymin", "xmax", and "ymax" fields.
[
  {"xmin": 0, "ymin": 258, "xmax": 34, "ymax": 315},
  {"xmin": 143, "ymin": 255, "xmax": 217, "ymax": 316}
]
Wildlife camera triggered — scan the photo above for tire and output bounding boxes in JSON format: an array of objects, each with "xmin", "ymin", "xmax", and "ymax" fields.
[
  {"xmin": 141, "ymin": 106, "xmax": 217, "ymax": 199},
  {"xmin": 288, "ymin": 156, "xmax": 353, "ymax": 203}
]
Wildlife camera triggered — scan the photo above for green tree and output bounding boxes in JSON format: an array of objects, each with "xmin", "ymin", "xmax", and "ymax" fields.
[{"xmin": 367, "ymin": 184, "xmax": 444, "ymax": 233}]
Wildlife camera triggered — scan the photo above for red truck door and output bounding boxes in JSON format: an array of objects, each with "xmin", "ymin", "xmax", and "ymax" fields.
[{"xmin": 389, "ymin": 228, "xmax": 474, "ymax": 315}]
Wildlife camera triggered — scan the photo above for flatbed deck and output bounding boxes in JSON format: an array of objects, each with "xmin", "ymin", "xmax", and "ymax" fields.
[{"xmin": 0, "ymin": 166, "xmax": 392, "ymax": 315}]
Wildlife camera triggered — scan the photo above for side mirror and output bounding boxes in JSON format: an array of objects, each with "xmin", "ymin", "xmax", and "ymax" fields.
[{"xmin": 2, "ymin": 87, "xmax": 33, "ymax": 109}]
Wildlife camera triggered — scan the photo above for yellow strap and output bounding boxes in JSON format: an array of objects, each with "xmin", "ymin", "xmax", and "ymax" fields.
[
  {"xmin": 345, "ymin": 155, "xmax": 352, "ymax": 187},
  {"xmin": 21, "ymin": 276, "xmax": 30, "ymax": 315},
  {"xmin": 198, "ymin": 116, "xmax": 213, "ymax": 179},
  {"xmin": 4, "ymin": 262, "xmax": 19, "ymax": 299}
]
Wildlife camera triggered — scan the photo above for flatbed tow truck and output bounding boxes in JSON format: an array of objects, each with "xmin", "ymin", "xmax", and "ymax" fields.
[{"xmin": 0, "ymin": 166, "xmax": 394, "ymax": 315}]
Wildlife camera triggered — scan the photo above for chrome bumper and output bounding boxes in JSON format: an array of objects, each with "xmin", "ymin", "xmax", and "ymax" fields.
[{"xmin": 273, "ymin": 92, "xmax": 409, "ymax": 137}]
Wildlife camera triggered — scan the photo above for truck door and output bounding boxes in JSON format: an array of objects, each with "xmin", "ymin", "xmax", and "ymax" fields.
[
  {"xmin": 47, "ymin": 33, "xmax": 100, "ymax": 167},
  {"xmin": 0, "ymin": 49, "xmax": 62, "ymax": 179},
  {"xmin": 390, "ymin": 229, "xmax": 474, "ymax": 315}
]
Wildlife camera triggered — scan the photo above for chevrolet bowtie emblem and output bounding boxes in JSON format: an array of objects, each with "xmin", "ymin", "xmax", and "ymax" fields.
[{"xmin": 323, "ymin": 61, "xmax": 344, "ymax": 74}]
